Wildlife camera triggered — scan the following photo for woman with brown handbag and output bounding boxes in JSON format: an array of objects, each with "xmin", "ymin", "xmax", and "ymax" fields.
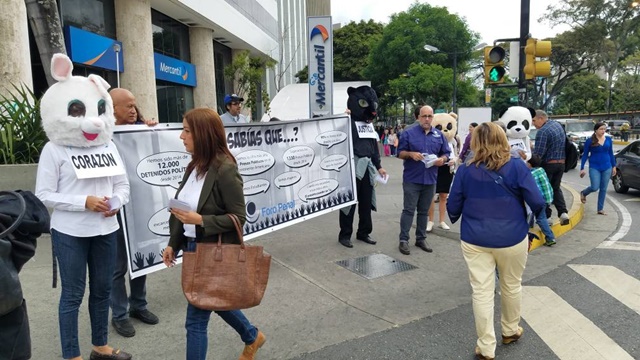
[{"xmin": 162, "ymin": 108, "xmax": 266, "ymax": 360}]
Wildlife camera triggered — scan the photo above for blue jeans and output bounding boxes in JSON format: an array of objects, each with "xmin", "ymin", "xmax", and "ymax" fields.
[
  {"xmin": 399, "ymin": 182, "xmax": 436, "ymax": 242},
  {"xmin": 535, "ymin": 208, "xmax": 555, "ymax": 242},
  {"xmin": 581, "ymin": 167, "xmax": 612, "ymax": 212},
  {"xmin": 184, "ymin": 241, "xmax": 258, "ymax": 360},
  {"xmin": 51, "ymin": 229, "xmax": 117, "ymax": 359},
  {"xmin": 111, "ymin": 226, "xmax": 147, "ymax": 320}
]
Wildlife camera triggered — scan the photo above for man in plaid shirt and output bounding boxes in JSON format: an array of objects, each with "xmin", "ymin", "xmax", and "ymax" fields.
[{"xmin": 528, "ymin": 155, "xmax": 556, "ymax": 246}]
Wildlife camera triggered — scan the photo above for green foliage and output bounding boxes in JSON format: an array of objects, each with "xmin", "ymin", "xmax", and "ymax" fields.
[
  {"xmin": 224, "ymin": 51, "xmax": 276, "ymax": 119},
  {"xmin": 0, "ymin": 84, "xmax": 47, "ymax": 164},
  {"xmin": 612, "ymin": 73, "xmax": 640, "ymax": 112},
  {"xmin": 295, "ymin": 66, "xmax": 308, "ymax": 83},
  {"xmin": 364, "ymin": 2, "xmax": 479, "ymax": 91},
  {"xmin": 333, "ymin": 20, "xmax": 384, "ymax": 81},
  {"xmin": 554, "ymin": 73, "xmax": 607, "ymax": 115},
  {"xmin": 489, "ymin": 86, "xmax": 518, "ymax": 120}
]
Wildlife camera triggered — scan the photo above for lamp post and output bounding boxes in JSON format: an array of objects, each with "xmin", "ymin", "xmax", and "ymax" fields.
[{"xmin": 423, "ymin": 43, "xmax": 486, "ymax": 113}]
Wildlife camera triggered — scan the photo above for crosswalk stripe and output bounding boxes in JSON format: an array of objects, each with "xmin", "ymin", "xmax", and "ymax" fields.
[
  {"xmin": 597, "ymin": 241, "xmax": 640, "ymax": 251},
  {"xmin": 569, "ymin": 264, "xmax": 640, "ymax": 316},
  {"xmin": 522, "ymin": 286, "xmax": 633, "ymax": 360}
]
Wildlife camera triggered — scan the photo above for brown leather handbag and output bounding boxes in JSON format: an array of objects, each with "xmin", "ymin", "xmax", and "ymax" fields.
[{"xmin": 181, "ymin": 214, "xmax": 271, "ymax": 311}]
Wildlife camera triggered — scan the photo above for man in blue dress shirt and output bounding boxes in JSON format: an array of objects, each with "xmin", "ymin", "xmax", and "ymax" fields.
[{"xmin": 397, "ymin": 105, "xmax": 451, "ymax": 255}]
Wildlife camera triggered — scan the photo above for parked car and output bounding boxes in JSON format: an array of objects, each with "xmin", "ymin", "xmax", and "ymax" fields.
[
  {"xmin": 554, "ymin": 118, "xmax": 610, "ymax": 154},
  {"xmin": 611, "ymin": 139, "xmax": 640, "ymax": 193}
]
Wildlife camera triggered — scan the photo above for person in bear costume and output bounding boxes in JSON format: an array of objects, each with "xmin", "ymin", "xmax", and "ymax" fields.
[
  {"xmin": 427, "ymin": 112, "xmax": 459, "ymax": 231},
  {"xmin": 498, "ymin": 106, "xmax": 534, "ymax": 161},
  {"xmin": 35, "ymin": 54, "xmax": 132, "ymax": 360},
  {"xmin": 338, "ymin": 86, "xmax": 387, "ymax": 248}
]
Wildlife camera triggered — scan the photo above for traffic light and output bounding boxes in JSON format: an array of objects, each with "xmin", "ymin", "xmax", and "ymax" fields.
[
  {"xmin": 524, "ymin": 38, "xmax": 552, "ymax": 80},
  {"xmin": 484, "ymin": 46, "xmax": 506, "ymax": 85}
]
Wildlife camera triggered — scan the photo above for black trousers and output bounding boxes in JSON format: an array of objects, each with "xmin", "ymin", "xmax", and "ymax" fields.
[
  {"xmin": 339, "ymin": 168, "xmax": 374, "ymax": 239},
  {"xmin": 542, "ymin": 163, "xmax": 568, "ymax": 217}
]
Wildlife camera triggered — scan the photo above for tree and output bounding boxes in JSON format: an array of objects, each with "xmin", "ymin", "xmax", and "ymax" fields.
[
  {"xmin": 612, "ymin": 73, "xmax": 640, "ymax": 112},
  {"xmin": 364, "ymin": 3, "xmax": 479, "ymax": 92},
  {"xmin": 294, "ymin": 66, "xmax": 308, "ymax": 83},
  {"xmin": 554, "ymin": 73, "xmax": 607, "ymax": 115},
  {"xmin": 224, "ymin": 51, "xmax": 276, "ymax": 120},
  {"xmin": 541, "ymin": 0, "xmax": 640, "ymax": 109},
  {"xmin": 24, "ymin": 0, "xmax": 66, "ymax": 87},
  {"xmin": 333, "ymin": 20, "xmax": 384, "ymax": 81}
]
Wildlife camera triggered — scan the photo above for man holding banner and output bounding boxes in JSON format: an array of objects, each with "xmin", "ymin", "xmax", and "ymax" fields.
[{"xmin": 338, "ymin": 86, "xmax": 387, "ymax": 248}]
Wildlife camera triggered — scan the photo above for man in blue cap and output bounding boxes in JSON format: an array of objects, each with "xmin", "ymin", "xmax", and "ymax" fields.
[{"xmin": 221, "ymin": 94, "xmax": 248, "ymax": 125}]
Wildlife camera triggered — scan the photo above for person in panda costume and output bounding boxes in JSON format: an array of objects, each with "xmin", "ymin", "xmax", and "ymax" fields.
[
  {"xmin": 427, "ymin": 112, "xmax": 459, "ymax": 231},
  {"xmin": 35, "ymin": 54, "xmax": 132, "ymax": 360},
  {"xmin": 498, "ymin": 106, "xmax": 535, "ymax": 161}
]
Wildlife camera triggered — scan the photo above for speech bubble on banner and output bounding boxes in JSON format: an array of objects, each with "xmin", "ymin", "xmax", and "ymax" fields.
[
  {"xmin": 315, "ymin": 130, "xmax": 347, "ymax": 149},
  {"xmin": 236, "ymin": 150, "xmax": 276, "ymax": 176},
  {"xmin": 320, "ymin": 154, "xmax": 348, "ymax": 172},
  {"xmin": 243, "ymin": 179, "xmax": 271, "ymax": 196},
  {"xmin": 298, "ymin": 179, "xmax": 339, "ymax": 202},
  {"xmin": 274, "ymin": 171, "xmax": 302, "ymax": 189},
  {"xmin": 283, "ymin": 146, "xmax": 315, "ymax": 168},
  {"xmin": 136, "ymin": 151, "xmax": 191, "ymax": 189},
  {"xmin": 148, "ymin": 208, "xmax": 170, "ymax": 236}
]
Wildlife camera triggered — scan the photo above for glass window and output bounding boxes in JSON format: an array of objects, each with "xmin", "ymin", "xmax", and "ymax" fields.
[
  {"xmin": 156, "ymin": 81, "xmax": 194, "ymax": 123},
  {"xmin": 151, "ymin": 10, "xmax": 190, "ymax": 61},
  {"xmin": 59, "ymin": 0, "xmax": 116, "ymax": 38},
  {"xmin": 214, "ymin": 42, "xmax": 233, "ymax": 114}
]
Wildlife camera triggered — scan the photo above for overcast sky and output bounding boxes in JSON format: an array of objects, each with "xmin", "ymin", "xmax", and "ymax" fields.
[{"xmin": 332, "ymin": 0, "xmax": 571, "ymax": 45}]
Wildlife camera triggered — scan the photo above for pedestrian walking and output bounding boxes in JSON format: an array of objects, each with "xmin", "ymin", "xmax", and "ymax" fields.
[{"xmin": 579, "ymin": 122, "xmax": 617, "ymax": 215}]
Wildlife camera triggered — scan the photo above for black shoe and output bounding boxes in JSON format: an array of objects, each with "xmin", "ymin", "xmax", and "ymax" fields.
[
  {"xmin": 399, "ymin": 242, "xmax": 410, "ymax": 255},
  {"xmin": 111, "ymin": 318, "xmax": 135, "ymax": 337},
  {"xmin": 90, "ymin": 349, "xmax": 132, "ymax": 360},
  {"xmin": 415, "ymin": 240, "xmax": 433, "ymax": 253},
  {"xmin": 338, "ymin": 237, "xmax": 353, "ymax": 248},
  {"xmin": 356, "ymin": 235, "xmax": 377, "ymax": 245},
  {"xmin": 129, "ymin": 309, "xmax": 159, "ymax": 325}
]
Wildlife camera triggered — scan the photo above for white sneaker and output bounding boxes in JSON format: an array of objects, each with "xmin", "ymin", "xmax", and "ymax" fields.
[
  {"xmin": 559, "ymin": 212, "xmax": 570, "ymax": 226},
  {"xmin": 427, "ymin": 221, "xmax": 434, "ymax": 232},
  {"xmin": 439, "ymin": 222, "xmax": 450, "ymax": 230}
]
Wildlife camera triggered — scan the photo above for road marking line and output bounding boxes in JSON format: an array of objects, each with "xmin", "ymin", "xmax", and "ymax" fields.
[
  {"xmin": 569, "ymin": 264, "xmax": 640, "ymax": 316},
  {"xmin": 602, "ymin": 195, "xmax": 631, "ymax": 245},
  {"xmin": 522, "ymin": 286, "xmax": 633, "ymax": 360},
  {"xmin": 598, "ymin": 241, "xmax": 640, "ymax": 251}
]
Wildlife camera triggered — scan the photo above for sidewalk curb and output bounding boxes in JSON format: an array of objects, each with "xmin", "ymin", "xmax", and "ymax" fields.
[{"xmin": 529, "ymin": 182, "xmax": 584, "ymax": 251}]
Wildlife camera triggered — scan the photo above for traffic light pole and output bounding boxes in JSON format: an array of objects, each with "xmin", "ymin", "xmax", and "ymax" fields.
[
  {"xmin": 452, "ymin": 53, "xmax": 458, "ymax": 113},
  {"xmin": 518, "ymin": 0, "xmax": 530, "ymax": 106}
]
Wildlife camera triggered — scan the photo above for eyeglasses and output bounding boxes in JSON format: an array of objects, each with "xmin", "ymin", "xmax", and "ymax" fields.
[{"xmin": 229, "ymin": 102, "xmax": 241, "ymax": 106}]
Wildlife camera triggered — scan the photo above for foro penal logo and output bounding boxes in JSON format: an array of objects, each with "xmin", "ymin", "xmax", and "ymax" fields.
[{"xmin": 310, "ymin": 25, "xmax": 329, "ymax": 42}]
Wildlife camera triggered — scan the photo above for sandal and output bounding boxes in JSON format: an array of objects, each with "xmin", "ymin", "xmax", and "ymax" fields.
[{"xmin": 597, "ymin": 210, "xmax": 607, "ymax": 215}]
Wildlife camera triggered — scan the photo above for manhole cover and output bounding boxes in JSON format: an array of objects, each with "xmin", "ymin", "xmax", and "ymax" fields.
[{"xmin": 336, "ymin": 253, "xmax": 418, "ymax": 279}]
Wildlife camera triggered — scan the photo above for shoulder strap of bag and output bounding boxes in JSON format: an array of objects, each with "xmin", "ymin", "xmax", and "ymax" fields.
[
  {"xmin": 479, "ymin": 164, "xmax": 520, "ymax": 200},
  {"xmin": 227, "ymin": 214, "xmax": 245, "ymax": 248}
]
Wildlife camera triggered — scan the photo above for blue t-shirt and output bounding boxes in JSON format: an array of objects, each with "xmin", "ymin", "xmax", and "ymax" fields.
[
  {"xmin": 580, "ymin": 137, "xmax": 616, "ymax": 171},
  {"xmin": 397, "ymin": 124, "xmax": 450, "ymax": 185}
]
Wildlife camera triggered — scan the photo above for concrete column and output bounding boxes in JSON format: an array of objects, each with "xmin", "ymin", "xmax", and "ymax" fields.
[
  {"xmin": 0, "ymin": 0, "xmax": 32, "ymax": 98},
  {"xmin": 189, "ymin": 27, "xmax": 216, "ymax": 110},
  {"xmin": 114, "ymin": 0, "xmax": 158, "ymax": 120}
]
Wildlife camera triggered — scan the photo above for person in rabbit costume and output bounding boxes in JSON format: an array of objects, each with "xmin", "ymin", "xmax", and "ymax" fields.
[
  {"xmin": 35, "ymin": 54, "xmax": 132, "ymax": 360},
  {"xmin": 498, "ymin": 106, "xmax": 534, "ymax": 161},
  {"xmin": 427, "ymin": 112, "xmax": 459, "ymax": 231}
]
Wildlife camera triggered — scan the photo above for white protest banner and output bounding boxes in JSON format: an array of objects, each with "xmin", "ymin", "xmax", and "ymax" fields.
[{"xmin": 113, "ymin": 116, "xmax": 356, "ymax": 279}]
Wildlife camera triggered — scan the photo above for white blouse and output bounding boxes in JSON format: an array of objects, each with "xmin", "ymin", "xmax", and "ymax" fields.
[
  {"xmin": 35, "ymin": 142, "xmax": 130, "ymax": 237},
  {"xmin": 177, "ymin": 170, "xmax": 206, "ymax": 238}
]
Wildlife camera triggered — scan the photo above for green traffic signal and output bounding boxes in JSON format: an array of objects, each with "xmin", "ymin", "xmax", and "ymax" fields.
[{"xmin": 489, "ymin": 66, "xmax": 505, "ymax": 82}]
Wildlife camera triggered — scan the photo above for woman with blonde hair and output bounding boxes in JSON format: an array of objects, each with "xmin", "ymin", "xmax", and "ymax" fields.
[
  {"xmin": 162, "ymin": 108, "xmax": 265, "ymax": 360},
  {"xmin": 447, "ymin": 122, "xmax": 545, "ymax": 360}
]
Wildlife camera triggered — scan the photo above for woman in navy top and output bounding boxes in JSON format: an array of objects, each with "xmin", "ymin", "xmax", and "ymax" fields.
[
  {"xmin": 447, "ymin": 122, "xmax": 545, "ymax": 360},
  {"xmin": 579, "ymin": 122, "xmax": 617, "ymax": 215}
]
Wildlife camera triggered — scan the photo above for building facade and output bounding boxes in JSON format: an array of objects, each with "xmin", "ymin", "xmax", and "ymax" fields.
[{"xmin": 2, "ymin": 0, "xmax": 315, "ymax": 123}]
